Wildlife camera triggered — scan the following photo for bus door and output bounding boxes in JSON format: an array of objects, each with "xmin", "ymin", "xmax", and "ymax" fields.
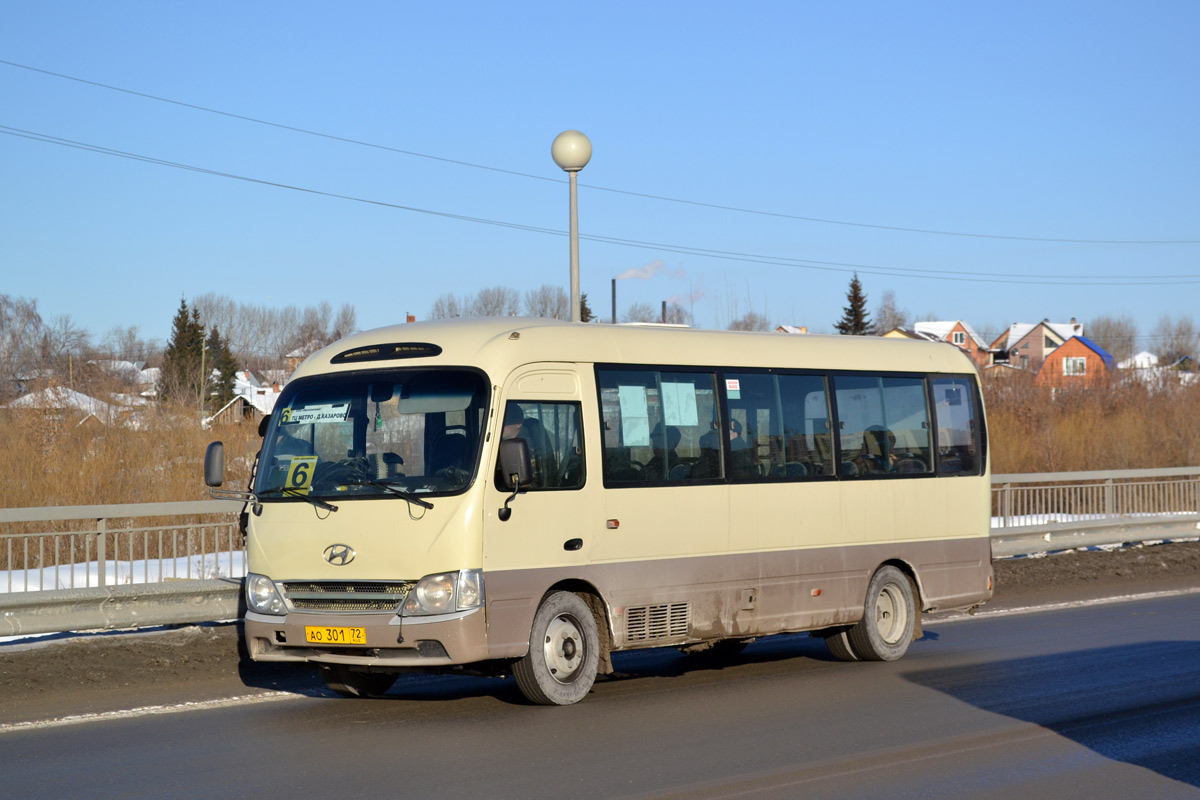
[{"xmin": 482, "ymin": 367, "xmax": 599, "ymax": 653}]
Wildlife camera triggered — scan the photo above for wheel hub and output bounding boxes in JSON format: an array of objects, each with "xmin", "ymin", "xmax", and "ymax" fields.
[{"xmin": 543, "ymin": 615, "xmax": 585, "ymax": 683}]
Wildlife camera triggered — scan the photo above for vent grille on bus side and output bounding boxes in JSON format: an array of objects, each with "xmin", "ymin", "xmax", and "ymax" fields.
[
  {"xmin": 626, "ymin": 603, "xmax": 690, "ymax": 641},
  {"xmin": 283, "ymin": 581, "xmax": 412, "ymax": 612}
]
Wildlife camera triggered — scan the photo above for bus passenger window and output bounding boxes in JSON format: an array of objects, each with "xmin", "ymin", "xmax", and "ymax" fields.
[
  {"xmin": 493, "ymin": 401, "xmax": 585, "ymax": 490},
  {"xmin": 834, "ymin": 375, "xmax": 932, "ymax": 477},
  {"xmin": 596, "ymin": 368, "xmax": 721, "ymax": 485},
  {"xmin": 932, "ymin": 377, "xmax": 980, "ymax": 475}
]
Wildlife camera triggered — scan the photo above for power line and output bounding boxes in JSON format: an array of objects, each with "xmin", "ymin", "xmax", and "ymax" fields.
[
  {"xmin": 6, "ymin": 124, "xmax": 1200, "ymax": 290},
  {"xmin": 4, "ymin": 58, "xmax": 1199, "ymax": 246}
]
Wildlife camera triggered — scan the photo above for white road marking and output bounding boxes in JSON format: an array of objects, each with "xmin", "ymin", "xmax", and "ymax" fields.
[
  {"xmin": 0, "ymin": 690, "xmax": 301, "ymax": 734},
  {"xmin": 931, "ymin": 585, "xmax": 1200, "ymax": 623}
]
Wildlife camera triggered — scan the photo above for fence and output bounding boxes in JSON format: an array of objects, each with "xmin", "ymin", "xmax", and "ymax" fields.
[
  {"xmin": 0, "ymin": 500, "xmax": 244, "ymax": 593},
  {"xmin": 1, "ymin": 469, "xmax": 1198, "ymax": 635},
  {"xmin": 990, "ymin": 467, "xmax": 1200, "ymax": 557}
]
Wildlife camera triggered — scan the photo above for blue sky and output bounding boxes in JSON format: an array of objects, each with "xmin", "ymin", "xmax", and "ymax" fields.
[{"xmin": 2, "ymin": 1, "xmax": 1197, "ymax": 350}]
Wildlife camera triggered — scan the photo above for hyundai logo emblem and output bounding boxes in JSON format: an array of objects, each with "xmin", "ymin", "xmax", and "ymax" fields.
[{"xmin": 323, "ymin": 544, "xmax": 356, "ymax": 566}]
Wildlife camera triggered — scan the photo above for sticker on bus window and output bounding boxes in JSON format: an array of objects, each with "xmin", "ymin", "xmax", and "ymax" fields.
[
  {"xmin": 662, "ymin": 382, "xmax": 699, "ymax": 426},
  {"xmin": 279, "ymin": 403, "xmax": 350, "ymax": 425},
  {"xmin": 285, "ymin": 455, "xmax": 317, "ymax": 493},
  {"xmin": 618, "ymin": 385, "xmax": 650, "ymax": 446},
  {"xmin": 725, "ymin": 378, "xmax": 741, "ymax": 400}
]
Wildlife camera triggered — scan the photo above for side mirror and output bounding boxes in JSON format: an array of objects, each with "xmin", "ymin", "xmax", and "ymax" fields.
[
  {"xmin": 499, "ymin": 438, "xmax": 532, "ymax": 489},
  {"xmin": 204, "ymin": 441, "xmax": 225, "ymax": 487},
  {"xmin": 497, "ymin": 438, "xmax": 532, "ymax": 522},
  {"xmin": 257, "ymin": 414, "xmax": 271, "ymax": 438}
]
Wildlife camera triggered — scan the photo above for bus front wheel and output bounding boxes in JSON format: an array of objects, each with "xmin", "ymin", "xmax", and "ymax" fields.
[
  {"xmin": 846, "ymin": 566, "xmax": 915, "ymax": 661},
  {"xmin": 514, "ymin": 591, "xmax": 600, "ymax": 705}
]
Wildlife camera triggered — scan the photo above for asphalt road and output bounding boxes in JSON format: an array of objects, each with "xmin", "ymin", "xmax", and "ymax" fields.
[{"xmin": 2, "ymin": 591, "xmax": 1197, "ymax": 799}]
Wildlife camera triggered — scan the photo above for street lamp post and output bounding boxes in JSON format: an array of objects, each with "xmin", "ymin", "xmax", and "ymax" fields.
[{"xmin": 551, "ymin": 130, "xmax": 591, "ymax": 322}]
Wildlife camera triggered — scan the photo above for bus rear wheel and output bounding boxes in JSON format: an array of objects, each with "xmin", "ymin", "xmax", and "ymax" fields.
[
  {"xmin": 846, "ymin": 566, "xmax": 915, "ymax": 661},
  {"xmin": 514, "ymin": 591, "xmax": 600, "ymax": 705}
]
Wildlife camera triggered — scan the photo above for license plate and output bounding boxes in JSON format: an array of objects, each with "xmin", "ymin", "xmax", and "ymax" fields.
[{"xmin": 304, "ymin": 626, "xmax": 366, "ymax": 645}]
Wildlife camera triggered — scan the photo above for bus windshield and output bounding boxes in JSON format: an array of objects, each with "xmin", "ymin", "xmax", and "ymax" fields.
[{"xmin": 255, "ymin": 368, "xmax": 489, "ymax": 501}]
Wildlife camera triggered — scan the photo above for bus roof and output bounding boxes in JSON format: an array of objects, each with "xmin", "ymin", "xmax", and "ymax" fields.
[{"xmin": 292, "ymin": 317, "xmax": 978, "ymax": 381}]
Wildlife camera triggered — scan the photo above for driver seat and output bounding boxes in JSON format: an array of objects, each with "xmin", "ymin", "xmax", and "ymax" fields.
[{"xmin": 429, "ymin": 433, "xmax": 468, "ymax": 475}]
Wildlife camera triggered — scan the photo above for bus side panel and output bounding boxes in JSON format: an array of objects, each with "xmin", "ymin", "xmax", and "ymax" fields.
[
  {"xmin": 755, "ymin": 537, "xmax": 993, "ymax": 633},
  {"xmin": 484, "ymin": 530, "xmax": 992, "ymax": 659},
  {"xmin": 483, "ymin": 551, "xmax": 758, "ymax": 658}
]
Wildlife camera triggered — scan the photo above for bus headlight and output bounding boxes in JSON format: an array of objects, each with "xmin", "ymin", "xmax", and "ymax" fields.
[
  {"xmin": 246, "ymin": 573, "xmax": 286, "ymax": 616},
  {"xmin": 403, "ymin": 569, "xmax": 484, "ymax": 616}
]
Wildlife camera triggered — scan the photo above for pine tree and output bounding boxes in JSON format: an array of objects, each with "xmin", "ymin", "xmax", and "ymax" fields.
[
  {"xmin": 158, "ymin": 298, "xmax": 205, "ymax": 405},
  {"xmin": 834, "ymin": 274, "xmax": 871, "ymax": 336},
  {"xmin": 579, "ymin": 292, "xmax": 594, "ymax": 323},
  {"xmin": 207, "ymin": 326, "xmax": 239, "ymax": 409}
]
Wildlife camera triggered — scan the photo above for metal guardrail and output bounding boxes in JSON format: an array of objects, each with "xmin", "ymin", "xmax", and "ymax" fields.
[
  {"xmin": 1, "ymin": 469, "xmax": 1198, "ymax": 637},
  {"xmin": 0, "ymin": 500, "xmax": 244, "ymax": 593},
  {"xmin": 990, "ymin": 467, "xmax": 1200, "ymax": 557}
]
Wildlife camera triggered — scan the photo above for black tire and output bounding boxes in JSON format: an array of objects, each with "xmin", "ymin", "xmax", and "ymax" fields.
[
  {"xmin": 846, "ymin": 565, "xmax": 916, "ymax": 661},
  {"xmin": 821, "ymin": 628, "xmax": 862, "ymax": 662},
  {"xmin": 317, "ymin": 664, "xmax": 397, "ymax": 698},
  {"xmin": 513, "ymin": 591, "xmax": 600, "ymax": 706}
]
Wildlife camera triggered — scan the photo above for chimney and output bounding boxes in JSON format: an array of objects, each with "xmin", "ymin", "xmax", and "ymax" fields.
[{"xmin": 406, "ymin": 313, "xmax": 416, "ymax": 323}]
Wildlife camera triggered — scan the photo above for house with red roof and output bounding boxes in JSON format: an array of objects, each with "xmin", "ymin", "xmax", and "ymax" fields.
[{"xmin": 912, "ymin": 321, "xmax": 991, "ymax": 369}]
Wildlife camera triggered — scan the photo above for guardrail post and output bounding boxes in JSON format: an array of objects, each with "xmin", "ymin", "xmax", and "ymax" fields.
[
  {"xmin": 96, "ymin": 517, "xmax": 106, "ymax": 588},
  {"xmin": 1002, "ymin": 483, "xmax": 1012, "ymax": 528},
  {"xmin": 1104, "ymin": 478, "xmax": 1114, "ymax": 520}
]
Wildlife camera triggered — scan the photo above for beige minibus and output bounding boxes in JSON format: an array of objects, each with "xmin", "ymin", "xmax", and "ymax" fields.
[{"xmin": 205, "ymin": 317, "xmax": 992, "ymax": 705}]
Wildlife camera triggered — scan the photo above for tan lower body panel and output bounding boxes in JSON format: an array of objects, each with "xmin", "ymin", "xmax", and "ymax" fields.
[{"xmin": 484, "ymin": 537, "xmax": 993, "ymax": 659}]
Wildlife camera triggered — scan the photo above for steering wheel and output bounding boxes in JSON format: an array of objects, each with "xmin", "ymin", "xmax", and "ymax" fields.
[{"xmin": 312, "ymin": 458, "xmax": 368, "ymax": 487}]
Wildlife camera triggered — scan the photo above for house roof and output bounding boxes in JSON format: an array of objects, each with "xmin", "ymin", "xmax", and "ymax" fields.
[
  {"xmin": 1075, "ymin": 336, "xmax": 1114, "ymax": 368},
  {"xmin": 885, "ymin": 327, "xmax": 940, "ymax": 342},
  {"xmin": 5, "ymin": 386, "xmax": 119, "ymax": 421},
  {"xmin": 994, "ymin": 320, "xmax": 1083, "ymax": 351},
  {"xmin": 1043, "ymin": 336, "xmax": 1114, "ymax": 370},
  {"xmin": 913, "ymin": 320, "xmax": 988, "ymax": 350}
]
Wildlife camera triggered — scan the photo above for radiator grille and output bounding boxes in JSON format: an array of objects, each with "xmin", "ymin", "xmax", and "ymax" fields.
[
  {"xmin": 626, "ymin": 603, "xmax": 689, "ymax": 641},
  {"xmin": 283, "ymin": 581, "xmax": 412, "ymax": 612}
]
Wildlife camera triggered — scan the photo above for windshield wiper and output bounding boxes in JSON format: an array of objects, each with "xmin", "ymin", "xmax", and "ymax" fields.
[
  {"xmin": 339, "ymin": 479, "xmax": 435, "ymax": 509},
  {"xmin": 257, "ymin": 487, "xmax": 339, "ymax": 512}
]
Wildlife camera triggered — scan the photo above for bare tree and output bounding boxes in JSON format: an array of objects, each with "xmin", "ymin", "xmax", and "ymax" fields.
[
  {"xmin": 191, "ymin": 293, "xmax": 360, "ymax": 370},
  {"xmin": 430, "ymin": 293, "xmax": 464, "ymax": 319},
  {"xmin": 331, "ymin": 304, "xmax": 357, "ymax": 340},
  {"xmin": 621, "ymin": 302, "xmax": 658, "ymax": 323},
  {"xmin": 40, "ymin": 314, "xmax": 91, "ymax": 367},
  {"xmin": 295, "ymin": 301, "xmax": 334, "ymax": 348},
  {"xmin": 1152, "ymin": 315, "xmax": 1199, "ymax": 365},
  {"xmin": 101, "ymin": 325, "xmax": 157, "ymax": 364},
  {"xmin": 471, "ymin": 286, "xmax": 520, "ymax": 317},
  {"xmin": 664, "ymin": 303, "xmax": 693, "ymax": 326},
  {"xmin": 729, "ymin": 311, "xmax": 771, "ymax": 332},
  {"xmin": 1086, "ymin": 315, "xmax": 1139, "ymax": 366},
  {"xmin": 0, "ymin": 295, "xmax": 45, "ymax": 398},
  {"xmin": 872, "ymin": 290, "xmax": 910, "ymax": 334},
  {"xmin": 524, "ymin": 285, "xmax": 569, "ymax": 320}
]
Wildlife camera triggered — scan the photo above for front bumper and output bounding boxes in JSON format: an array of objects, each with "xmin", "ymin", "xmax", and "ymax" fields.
[{"xmin": 244, "ymin": 606, "xmax": 490, "ymax": 668}]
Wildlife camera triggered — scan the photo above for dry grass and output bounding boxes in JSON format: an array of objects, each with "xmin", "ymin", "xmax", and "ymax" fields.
[
  {"xmin": 0, "ymin": 402, "xmax": 260, "ymax": 510},
  {"xmin": 983, "ymin": 372, "xmax": 1200, "ymax": 474}
]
